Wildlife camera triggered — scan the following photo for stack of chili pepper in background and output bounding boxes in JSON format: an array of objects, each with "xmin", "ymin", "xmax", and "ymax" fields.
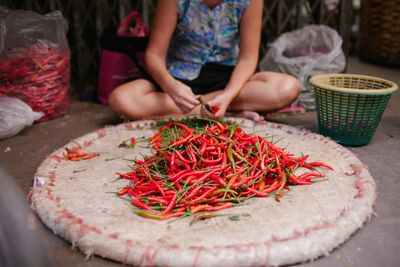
[
  {"xmin": 117, "ymin": 119, "xmax": 333, "ymax": 220},
  {"xmin": 0, "ymin": 44, "xmax": 70, "ymax": 121}
]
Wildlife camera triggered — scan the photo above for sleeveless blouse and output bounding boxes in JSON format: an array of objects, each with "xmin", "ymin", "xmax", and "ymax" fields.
[{"xmin": 167, "ymin": 0, "xmax": 251, "ymax": 80}]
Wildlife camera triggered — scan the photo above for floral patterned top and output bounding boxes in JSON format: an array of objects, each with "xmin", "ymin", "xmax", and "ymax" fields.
[{"xmin": 167, "ymin": 0, "xmax": 251, "ymax": 80}]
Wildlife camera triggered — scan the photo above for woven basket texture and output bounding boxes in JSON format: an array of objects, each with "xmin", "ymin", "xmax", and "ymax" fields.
[
  {"xmin": 311, "ymin": 74, "xmax": 398, "ymax": 146},
  {"xmin": 358, "ymin": 0, "xmax": 400, "ymax": 67}
]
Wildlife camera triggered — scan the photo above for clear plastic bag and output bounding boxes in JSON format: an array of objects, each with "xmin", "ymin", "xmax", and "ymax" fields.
[
  {"xmin": 0, "ymin": 97, "xmax": 43, "ymax": 139},
  {"xmin": 259, "ymin": 25, "xmax": 346, "ymax": 110},
  {"xmin": 0, "ymin": 6, "xmax": 70, "ymax": 121}
]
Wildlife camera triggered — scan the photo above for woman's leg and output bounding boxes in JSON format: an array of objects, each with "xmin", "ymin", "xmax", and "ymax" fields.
[
  {"xmin": 228, "ymin": 71, "xmax": 301, "ymax": 112},
  {"xmin": 108, "ymin": 79, "xmax": 201, "ymax": 120},
  {"xmin": 109, "ymin": 72, "xmax": 300, "ymax": 120}
]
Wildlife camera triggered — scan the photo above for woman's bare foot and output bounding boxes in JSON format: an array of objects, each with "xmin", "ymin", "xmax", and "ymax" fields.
[{"xmin": 225, "ymin": 110, "xmax": 264, "ymax": 122}]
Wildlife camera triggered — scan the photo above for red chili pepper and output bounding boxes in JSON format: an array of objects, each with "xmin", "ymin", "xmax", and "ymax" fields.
[
  {"xmin": 150, "ymin": 133, "xmax": 161, "ymax": 144},
  {"xmin": 64, "ymin": 148, "xmax": 98, "ymax": 161},
  {"xmin": 173, "ymin": 170, "xmax": 204, "ymax": 183},
  {"xmin": 159, "ymin": 211, "xmax": 184, "ymax": 220},
  {"xmin": 227, "ymin": 173, "xmax": 239, "ymax": 188},
  {"xmin": 159, "ymin": 193, "xmax": 178, "ymax": 215},
  {"xmin": 170, "ymin": 130, "xmax": 193, "ymax": 146},
  {"xmin": 188, "ymin": 187, "xmax": 217, "ymax": 204},
  {"xmin": 174, "ymin": 151, "xmax": 193, "ymax": 164},
  {"xmin": 186, "ymin": 185, "xmax": 203, "ymax": 200},
  {"xmin": 210, "ymin": 106, "xmax": 220, "ymax": 119},
  {"xmin": 147, "ymin": 196, "xmax": 169, "ymax": 205},
  {"xmin": 246, "ymin": 187, "xmax": 269, "ymax": 197},
  {"xmin": 199, "ymin": 142, "xmax": 207, "ymax": 155},
  {"xmin": 298, "ymin": 172, "xmax": 324, "ymax": 180},
  {"xmin": 131, "ymin": 199, "xmax": 153, "ymax": 211},
  {"xmin": 287, "ymin": 174, "xmax": 312, "ymax": 185},
  {"xmin": 210, "ymin": 173, "xmax": 227, "ymax": 186},
  {"xmin": 200, "ymin": 157, "xmax": 222, "ymax": 165},
  {"xmin": 307, "ymin": 161, "xmax": 334, "ymax": 170},
  {"xmin": 118, "ymin": 120, "xmax": 332, "ymax": 220},
  {"xmin": 191, "ymin": 202, "xmax": 233, "ymax": 213},
  {"xmin": 150, "ymin": 179, "xmax": 166, "ymax": 197},
  {"xmin": 117, "ymin": 187, "xmax": 130, "ymax": 196}
]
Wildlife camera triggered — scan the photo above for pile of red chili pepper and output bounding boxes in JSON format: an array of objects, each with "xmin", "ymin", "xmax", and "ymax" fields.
[
  {"xmin": 117, "ymin": 119, "xmax": 333, "ymax": 220},
  {"xmin": 0, "ymin": 44, "xmax": 70, "ymax": 121}
]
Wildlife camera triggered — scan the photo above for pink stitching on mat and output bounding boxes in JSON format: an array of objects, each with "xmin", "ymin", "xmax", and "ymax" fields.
[
  {"xmin": 350, "ymin": 163, "xmax": 366, "ymax": 177},
  {"xmin": 83, "ymin": 140, "xmax": 93, "ymax": 147},
  {"xmin": 263, "ymin": 242, "xmax": 270, "ymax": 267},
  {"xmin": 46, "ymin": 187, "xmax": 53, "ymax": 200},
  {"xmin": 191, "ymin": 247, "xmax": 203, "ymax": 267},
  {"xmin": 77, "ymin": 224, "xmax": 102, "ymax": 237},
  {"xmin": 354, "ymin": 178, "xmax": 375, "ymax": 199},
  {"xmin": 50, "ymin": 155, "xmax": 64, "ymax": 162},
  {"xmin": 249, "ymin": 243, "xmax": 259, "ymax": 267},
  {"xmin": 108, "ymin": 232, "xmax": 119, "ymax": 239},
  {"xmin": 78, "ymin": 224, "xmax": 93, "ymax": 237},
  {"xmin": 141, "ymin": 245, "xmax": 160, "ymax": 267},
  {"xmin": 97, "ymin": 129, "xmax": 106, "ymax": 138},
  {"xmin": 354, "ymin": 178, "xmax": 364, "ymax": 199},
  {"xmin": 123, "ymin": 239, "xmax": 133, "ymax": 265},
  {"xmin": 125, "ymin": 121, "xmax": 133, "ymax": 129}
]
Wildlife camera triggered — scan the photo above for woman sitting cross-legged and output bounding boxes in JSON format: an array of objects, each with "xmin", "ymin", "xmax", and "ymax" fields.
[{"xmin": 109, "ymin": 0, "xmax": 301, "ymax": 121}]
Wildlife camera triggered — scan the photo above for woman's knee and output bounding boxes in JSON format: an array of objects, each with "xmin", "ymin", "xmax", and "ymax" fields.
[
  {"xmin": 108, "ymin": 79, "xmax": 151, "ymax": 117},
  {"xmin": 253, "ymin": 72, "xmax": 301, "ymax": 106},
  {"xmin": 108, "ymin": 85, "xmax": 130, "ymax": 114},
  {"xmin": 281, "ymin": 75, "xmax": 301, "ymax": 103},
  {"xmin": 251, "ymin": 72, "xmax": 301, "ymax": 98}
]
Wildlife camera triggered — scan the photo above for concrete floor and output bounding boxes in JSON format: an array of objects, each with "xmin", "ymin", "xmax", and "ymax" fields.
[{"xmin": 0, "ymin": 57, "xmax": 399, "ymax": 267}]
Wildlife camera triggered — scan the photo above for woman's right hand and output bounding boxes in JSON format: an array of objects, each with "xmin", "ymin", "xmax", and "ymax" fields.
[{"xmin": 165, "ymin": 80, "xmax": 199, "ymax": 113}]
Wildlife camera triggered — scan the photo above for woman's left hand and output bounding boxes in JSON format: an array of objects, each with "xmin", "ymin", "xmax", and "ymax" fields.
[{"xmin": 200, "ymin": 92, "xmax": 233, "ymax": 119}]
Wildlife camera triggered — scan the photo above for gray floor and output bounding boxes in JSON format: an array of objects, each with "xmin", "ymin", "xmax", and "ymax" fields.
[{"xmin": 0, "ymin": 57, "xmax": 399, "ymax": 267}]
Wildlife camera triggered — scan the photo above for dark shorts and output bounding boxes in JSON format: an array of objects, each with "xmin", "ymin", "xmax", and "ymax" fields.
[{"xmin": 148, "ymin": 63, "xmax": 235, "ymax": 95}]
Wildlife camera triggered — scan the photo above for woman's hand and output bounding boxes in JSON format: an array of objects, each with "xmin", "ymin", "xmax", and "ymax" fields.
[
  {"xmin": 201, "ymin": 92, "xmax": 233, "ymax": 119},
  {"xmin": 165, "ymin": 80, "xmax": 199, "ymax": 114}
]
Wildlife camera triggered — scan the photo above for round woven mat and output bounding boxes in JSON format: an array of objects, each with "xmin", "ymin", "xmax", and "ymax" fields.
[{"xmin": 31, "ymin": 118, "xmax": 376, "ymax": 266}]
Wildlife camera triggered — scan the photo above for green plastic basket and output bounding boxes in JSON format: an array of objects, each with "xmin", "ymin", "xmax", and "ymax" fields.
[{"xmin": 309, "ymin": 74, "xmax": 398, "ymax": 146}]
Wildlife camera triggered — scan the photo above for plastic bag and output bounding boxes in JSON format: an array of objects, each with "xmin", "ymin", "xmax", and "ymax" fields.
[
  {"xmin": 259, "ymin": 25, "xmax": 346, "ymax": 110},
  {"xmin": 97, "ymin": 11, "xmax": 149, "ymax": 104},
  {"xmin": 0, "ymin": 97, "xmax": 43, "ymax": 139},
  {"xmin": 0, "ymin": 6, "xmax": 70, "ymax": 121}
]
